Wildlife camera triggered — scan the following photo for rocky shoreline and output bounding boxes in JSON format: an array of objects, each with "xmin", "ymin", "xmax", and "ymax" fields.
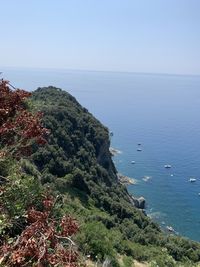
[
  {"xmin": 117, "ymin": 173, "xmax": 137, "ymax": 185},
  {"xmin": 130, "ymin": 196, "xmax": 146, "ymax": 209},
  {"xmin": 109, "ymin": 147, "xmax": 122, "ymax": 156},
  {"xmin": 111, "ymin": 147, "xmax": 146, "ymax": 210}
]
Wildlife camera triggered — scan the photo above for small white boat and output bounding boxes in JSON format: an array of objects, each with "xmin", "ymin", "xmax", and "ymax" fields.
[
  {"xmin": 131, "ymin": 161, "xmax": 135, "ymax": 164},
  {"xmin": 189, "ymin": 178, "xmax": 196, "ymax": 182},
  {"xmin": 137, "ymin": 148, "xmax": 142, "ymax": 151},
  {"xmin": 142, "ymin": 176, "xmax": 151, "ymax": 182},
  {"xmin": 164, "ymin": 165, "xmax": 172, "ymax": 168}
]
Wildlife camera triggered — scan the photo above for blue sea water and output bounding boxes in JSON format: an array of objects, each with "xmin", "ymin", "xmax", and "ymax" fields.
[{"xmin": 2, "ymin": 67, "xmax": 200, "ymax": 241}]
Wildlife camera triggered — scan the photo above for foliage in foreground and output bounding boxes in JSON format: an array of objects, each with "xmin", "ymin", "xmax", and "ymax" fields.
[
  {"xmin": 0, "ymin": 80, "xmax": 48, "ymax": 158},
  {"xmin": 1, "ymin": 194, "xmax": 79, "ymax": 266},
  {"xmin": 0, "ymin": 81, "xmax": 79, "ymax": 267}
]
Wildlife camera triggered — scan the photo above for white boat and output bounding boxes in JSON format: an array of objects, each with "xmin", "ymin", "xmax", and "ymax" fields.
[
  {"xmin": 131, "ymin": 161, "xmax": 135, "ymax": 164},
  {"xmin": 137, "ymin": 148, "xmax": 142, "ymax": 151},
  {"xmin": 164, "ymin": 164, "xmax": 172, "ymax": 168},
  {"xmin": 189, "ymin": 178, "xmax": 196, "ymax": 182},
  {"xmin": 142, "ymin": 176, "xmax": 151, "ymax": 182}
]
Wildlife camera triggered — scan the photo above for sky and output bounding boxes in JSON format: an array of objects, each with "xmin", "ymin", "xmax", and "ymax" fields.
[{"xmin": 0, "ymin": 0, "xmax": 200, "ymax": 75}]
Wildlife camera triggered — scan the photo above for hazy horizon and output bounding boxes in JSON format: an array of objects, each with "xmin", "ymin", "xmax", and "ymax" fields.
[{"xmin": 1, "ymin": 65, "xmax": 200, "ymax": 78}]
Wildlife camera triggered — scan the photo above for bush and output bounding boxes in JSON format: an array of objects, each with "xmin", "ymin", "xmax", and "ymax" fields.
[{"xmin": 77, "ymin": 221, "xmax": 116, "ymax": 261}]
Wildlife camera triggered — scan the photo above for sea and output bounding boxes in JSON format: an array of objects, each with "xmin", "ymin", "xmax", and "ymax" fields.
[{"xmin": 2, "ymin": 67, "xmax": 200, "ymax": 242}]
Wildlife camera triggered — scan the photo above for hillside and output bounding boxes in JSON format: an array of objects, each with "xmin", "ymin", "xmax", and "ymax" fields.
[
  {"xmin": 1, "ymin": 84, "xmax": 200, "ymax": 267},
  {"xmin": 30, "ymin": 87, "xmax": 200, "ymax": 266}
]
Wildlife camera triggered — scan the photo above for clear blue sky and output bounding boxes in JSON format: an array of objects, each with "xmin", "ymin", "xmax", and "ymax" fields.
[{"xmin": 1, "ymin": 0, "xmax": 200, "ymax": 75}]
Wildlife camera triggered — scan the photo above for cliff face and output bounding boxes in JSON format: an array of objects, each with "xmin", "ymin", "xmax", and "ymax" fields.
[{"xmin": 97, "ymin": 138, "xmax": 118, "ymax": 182}]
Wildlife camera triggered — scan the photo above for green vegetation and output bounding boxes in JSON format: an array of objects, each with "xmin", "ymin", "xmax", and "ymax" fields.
[{"xmin": 1, "ymin": 85, "xmax": 200, "ymax": 266}]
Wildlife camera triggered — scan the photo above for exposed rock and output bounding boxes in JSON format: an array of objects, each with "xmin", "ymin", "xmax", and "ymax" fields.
[
  {"xmin": 97, "ymin": 139, "xmax": 118, "ymax": 182},
  {"xmin": 117, "ymin": 173, "xmax": 137, "ymax": 185},
  {"xmin": 131, "ymin": 196, "xmax": 146, "ymax": 209},
  {"xmin": 109, "ymin": 147, "xmax": 121, "ymax": 156}
]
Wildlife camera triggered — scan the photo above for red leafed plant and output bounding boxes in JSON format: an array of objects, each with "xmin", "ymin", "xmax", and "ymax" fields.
[
  {"xmin": 0, "ymin": 80, "xmax": 80, "ymax": 266},
  {"xmin": 0, "ymin": 79, "xmax": 49, "ymax": 157},
  {"xmin": 0, "ymin": 195, "xmax": 79, "ymax": 266}
]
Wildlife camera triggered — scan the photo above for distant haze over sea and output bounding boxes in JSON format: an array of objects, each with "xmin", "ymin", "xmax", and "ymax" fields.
[{"xmin": 3, "ymin": 67, "xmax": 200, "ymax": 241}]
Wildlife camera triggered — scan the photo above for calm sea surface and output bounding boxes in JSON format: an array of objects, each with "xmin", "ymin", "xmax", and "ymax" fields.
[{"xmin": 2, "ymin": 67, "xmax": 200, "ymax": 241}]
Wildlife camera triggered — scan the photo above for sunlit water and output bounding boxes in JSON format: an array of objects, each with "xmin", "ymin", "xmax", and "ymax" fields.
[{"xmin": 2, "ymin": 67, "xmax": 200, "ymax": 241}]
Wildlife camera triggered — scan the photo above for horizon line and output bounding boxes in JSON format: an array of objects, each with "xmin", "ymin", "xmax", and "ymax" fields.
[{"xmin": 1, "ymin": 65, "xmax": 200, "ymax": 78}]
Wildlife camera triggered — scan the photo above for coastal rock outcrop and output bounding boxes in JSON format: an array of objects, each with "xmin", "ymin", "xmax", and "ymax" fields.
[
  {"xmin": 117, "ymin": 173, "xmax": 137, "ymax": 185},
  {"xmin": 131, "ymin": 196, "xmax": 146, "ymax": 209}
]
